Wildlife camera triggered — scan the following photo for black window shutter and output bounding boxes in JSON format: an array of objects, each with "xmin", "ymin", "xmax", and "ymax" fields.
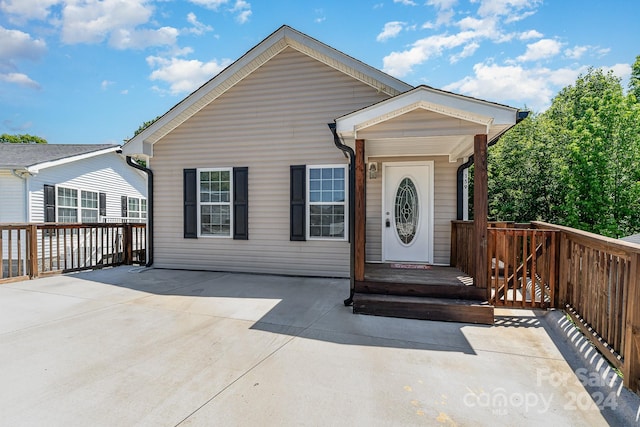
[
  {"xmin": 290, "ymin": 165, "xmax": 306, "ymax": 241},
  {"xmin": 183, "ymin": 168, "xmax": 198, "ymax": 238},
  {"xmin": 233, "ymin": 167, "xmax": 249, "ymax": 240},
  {"xmin": 99, "ymin": 192, "xmax": 107, "ymax": 217},
  {"xmin": 121, "ymin": 195, "xmax": 128, "ymax": 218},
  {"xmin": 44, "ymin": 184, "xmax": 56, "ymax": 222}
]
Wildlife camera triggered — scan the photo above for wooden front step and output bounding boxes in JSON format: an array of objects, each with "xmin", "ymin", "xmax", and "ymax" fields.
[
  {"xmin": 353, "ymin": 293, "xmax": 494, "ymax": 325},
  {"xmin": 355, "ymin": 280, "xmax": 487, "ymax": 301}
]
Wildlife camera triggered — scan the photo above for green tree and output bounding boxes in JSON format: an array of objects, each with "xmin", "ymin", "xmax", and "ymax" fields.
[
  {"xmin": 488, "ymin": 113, "xmax": 563, "ymax": 223},
  {"xmin": 630, "ymin": 55, "xmax": 640, "ymax": 101},
  {"xmin": 0, "ymin": 133, "xmax": 48, "ymax": 144},
  {"xmin": 543, "ymin": 67, "xmax": 640, "ymax": 237}
]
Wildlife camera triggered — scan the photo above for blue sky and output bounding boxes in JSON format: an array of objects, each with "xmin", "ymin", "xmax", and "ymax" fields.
[{"xmin": 1, "ymin": 0, "xmax": 637, "ymax": 145}]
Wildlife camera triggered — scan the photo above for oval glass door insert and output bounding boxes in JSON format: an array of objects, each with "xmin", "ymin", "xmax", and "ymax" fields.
[{"xmin": 394, "ymin": 177, "xmax": 419, "ymax": 244}]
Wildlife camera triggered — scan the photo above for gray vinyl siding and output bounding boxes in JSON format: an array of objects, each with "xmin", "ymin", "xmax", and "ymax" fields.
[
  {"xmin": 365, "ymin": 156, "xmax": 461, "ymax": 265},
  {"xmin": 27, "ymin": 152, "xmax": 146, "ymax": 222},
  {"xmin": 0, "ymin": 172, "xmax": 27, "ymax": 223},
  {"xmin": 152, "ymin": 47, "xmax": 390, "ymax": 277}
]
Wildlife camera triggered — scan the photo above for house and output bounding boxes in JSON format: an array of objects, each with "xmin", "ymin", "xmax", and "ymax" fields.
[
  {"xmin": 621, "ymin": 233, "xmax": 640, "ymax": 245},
  {"xmin": 0, "ymin": 143, "xmax": 147, "ymax": 224},
  {"xmin": 122, "ymin": 25, "xmax": 524, "ymax": 321}
]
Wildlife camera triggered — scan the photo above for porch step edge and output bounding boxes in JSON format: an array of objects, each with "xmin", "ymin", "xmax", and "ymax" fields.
[
  {"xmin": 355, "ymin": 280, "xmax": 487, "ymax": 301},
  {"xmin": 353, "ymin": 293, "xmax": 494, "ymax": 325}
]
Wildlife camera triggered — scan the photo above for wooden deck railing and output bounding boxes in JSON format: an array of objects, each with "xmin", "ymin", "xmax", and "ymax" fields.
[
  {"xmin": 451, "ymin": 220, "xmax": 640, "ymax": 394},
  {"xmin": 1, "ymin": 223, "xmax": 146, "ymax": 283}
]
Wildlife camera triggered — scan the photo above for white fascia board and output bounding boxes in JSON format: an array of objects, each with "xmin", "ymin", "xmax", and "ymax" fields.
[
  {"xmin": 336, "ymin": 86, "xmax": 518, "ymax": 135},
  {"xmin": 26, "ymin": 146, "xmax": 120, "ymax": 173}
]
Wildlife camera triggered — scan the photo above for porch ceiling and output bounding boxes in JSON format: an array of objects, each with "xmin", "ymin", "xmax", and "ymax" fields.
[{"xmin": 335, "ymin": 85, "xmax": 520, "ymax": 162}]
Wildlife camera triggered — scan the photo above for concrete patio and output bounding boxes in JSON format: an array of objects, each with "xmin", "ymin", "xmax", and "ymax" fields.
[{"xmin": 0, "ymin": 267, "xmax": 638, "ymax": 426}]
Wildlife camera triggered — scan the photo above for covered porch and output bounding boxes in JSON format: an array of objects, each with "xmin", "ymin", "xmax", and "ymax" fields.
[{"xmin": 333, "ymin": 85, "xmax": 524, "ymax": 324}]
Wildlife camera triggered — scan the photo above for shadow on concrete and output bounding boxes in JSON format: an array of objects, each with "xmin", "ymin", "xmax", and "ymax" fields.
[
  {"xmin": 534, "ymin": 310, "xmax": 640, "ymax": 426},
  {"xmin": 69, "ymin": 266, "xmax": 480, "ymax": 355}
]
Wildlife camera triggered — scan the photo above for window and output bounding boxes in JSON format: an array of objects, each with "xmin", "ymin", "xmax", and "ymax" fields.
[
  {"xmin": 57, "ymin": 187, "xmax": 78, "ymax": 223},
  {"xmin": 307, "ymin": 165, "xmax": 347, "ymax": 240},
  {"xmin": 56, "ymin": 186, "xmax": 99, "ymax": 223},
  {"xmin": 198, "ymin": 168, "xmax": 232, "ymax": 237},
  {"xmin": 81, "ymin": 190, "xmax": 99, "ymax": 222},
  {"xmin": 127, "ymin": 197, "xmax": 146, "ymax": 220}
]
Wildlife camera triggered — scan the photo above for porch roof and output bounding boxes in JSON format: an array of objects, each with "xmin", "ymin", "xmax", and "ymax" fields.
[{"xmin": 335, "ymin": 85, "xmax": 522, "ymax": 162}]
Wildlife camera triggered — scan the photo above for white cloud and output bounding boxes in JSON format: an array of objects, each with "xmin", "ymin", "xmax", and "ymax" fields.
[
  {"xmin": 110, "ymin": 26, "xmax": 178, "ymax": 50},
  {"xmin": 0, "ymin": 0, "xmax": 61, "ymax": 22},
  {"xmin": 517, "ymin": 38, "xmax": 563, "ymax": 62},
  {"xmin": 188, "ymin": 0, "xmax": 228, "ymax": 9},
  {"xmin": 60, "ymin": 0, "xmax": 153, "ymax": 44},
  {"xmin": 189, "ymin": 0, "xmax": 251, "ymax": 23},
  {"xmin": 474, "ymin": 0, "xmax": 542, "ymax": 18},
  {"xmin": 0, "ymin": 26, "xmax": 47, "ymax": 62},
  {"xmin": 450, "ymin": 41, "xmax": 480, "ymax": 63},
  {"xmin": 603, "ymin": 63, "xmax": 632, "ymax": 80},
  {"xmin": 383, "ymin": 30, "xmax": 478, "ymax": 76},
  {"xmin": 0, "ymin": 72, "xmax": 41, "ymax": 89},
  {"xmin": 147, "ymin": 55, "xmax": 232, "ymax": 95},
  {"xmin": 0, "ymin": 26, "xmax": 46, "ymax": 89},
  {"xmin": 519, "ymin": 30, "xmax": 542, "ymax": 40},
  {"xmin": 443, "ymin": 61, "xmax": 584, "ymax": 111},
  {"xmin": 564, "ymin": 45, "xmax": 589, "ymax": 60},
  {"xmin": 101, "ymin": 80, "xmax": 114, "ymax": 90},
  {"xmin": 231, "ymin": 0, "xmax": 251, "ymax": 23},
  {"xmin": 186, "ymin": 12, "xmax": 213, "ymax": 35},
  {"xmin": 425, "ymin": 0, "xmax": 457, "ymax": 27},
  {"xmin": 377, "ymin": 21, "xmax": 405, "ymax": 42},
  {"xmin": 394, "ymin": 0, "xmax": 417, "ymax": 5}
]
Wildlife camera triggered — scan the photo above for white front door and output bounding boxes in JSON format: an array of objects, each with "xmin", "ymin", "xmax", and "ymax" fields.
[{"xmin": 382, "ymin": 162, "xmax": 434, "ymax": 263}]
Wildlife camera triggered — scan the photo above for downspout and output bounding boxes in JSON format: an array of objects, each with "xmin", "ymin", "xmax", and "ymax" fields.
[
  {"xmin": 125, "ymin": 155, "xmax": 154, "ymax": 267},
  {"xmin": 456, "ymin": 110, "xmax": 530, "ymax": 220},
  {"xmin": 328, "ymin": 122, "xmax": 356, "ymax": 306}
]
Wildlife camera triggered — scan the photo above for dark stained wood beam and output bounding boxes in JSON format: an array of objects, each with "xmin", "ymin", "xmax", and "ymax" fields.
[
  {"xmin": 473, "ymin": 134, "xmax": 488, "ymax": 293},
  {"xmin": 355, "ymin": 139, "xmax": 366, "ymax": 282}
]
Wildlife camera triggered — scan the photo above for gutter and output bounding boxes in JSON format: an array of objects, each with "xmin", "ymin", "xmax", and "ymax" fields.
[
  {"xmin": 328, "ymin": 122, "xmax": 356, "ymax": 306},
  {"xmin": 456, "ymin": 110, "xmax": 530, "ymax": 220},
  {"xmin": 125, "ymin": 155, "xmax": 154, "ymax": 267}
]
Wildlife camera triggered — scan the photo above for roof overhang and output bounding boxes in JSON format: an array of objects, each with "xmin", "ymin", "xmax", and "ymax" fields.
[
  {"xmin": 335, "ymin": 86, "xmax": 521, "ymax": 162},
  {"xmin": 122, "ymin": 25, "xmax": 412, "ymax": 158},
  {"xmin": 15, "ymin": 146, "xmax": 120, "ymax": 174}
]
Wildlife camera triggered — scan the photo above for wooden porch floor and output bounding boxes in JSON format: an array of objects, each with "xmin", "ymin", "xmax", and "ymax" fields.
[{"xmin": 363, "ymin": 263, "xmax": 474, "ymax": 286}]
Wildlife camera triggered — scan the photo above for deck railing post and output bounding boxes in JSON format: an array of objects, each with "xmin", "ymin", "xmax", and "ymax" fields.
[
  {"xmin": 123, "ymin": 224, "xmax": 133, "ymax": 265},
  {"xmin": 450, "ymin": 221, "xmax": 458, "ymax": 268},
  {"xmin": 623, "ymin": 252, "xmax": 640, "ymax": 393},
  {"xmin": 28, "ymin": 224, "xmax": 38, "ymax": 279},
  {"xmin": 557, "ymin": 231, "xmax": 569, "ymax": 308}
]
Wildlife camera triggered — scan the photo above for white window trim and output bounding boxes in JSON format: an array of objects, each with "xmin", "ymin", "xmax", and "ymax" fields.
[
  {"xmin": 55, "ymin": 185, "xmax": 99, "ymax": 223},
  {"xmin": 306, "ymin": 164, "xmax": 348, "ymax": 241},
  {"xmin": 127, "ymin": 196, "xmax": 147, "ymax": 220},
  {"xmin": 197, "ymin": 167, "xmax": 233, "ymax": 238}
]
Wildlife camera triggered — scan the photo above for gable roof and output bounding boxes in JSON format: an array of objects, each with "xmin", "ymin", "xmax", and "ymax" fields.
[
  {"xmin": 122, "ymin": 25, "xmax": 412, "ymax": 157},
  {"xmin": 335, "ymin": 85, "xmax": 521, "ymax": 161},
  {"xmin": 0, "ymin": 143, "xmax": 120, "ymax": 172}
]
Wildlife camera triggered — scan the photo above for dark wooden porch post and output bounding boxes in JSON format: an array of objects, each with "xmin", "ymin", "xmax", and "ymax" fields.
[
  {"xmin": 473, "ymin": 134, "xmax": 488, "ymax": 291},
  {"xmin": 355, "ymin": 139, "xmax": 366, "ymax": 282}
]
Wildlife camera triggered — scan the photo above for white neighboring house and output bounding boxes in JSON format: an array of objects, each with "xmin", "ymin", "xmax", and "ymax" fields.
[{"xmin": 0, "ymin": 143, "xmax": 147, "ymax": 224}]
